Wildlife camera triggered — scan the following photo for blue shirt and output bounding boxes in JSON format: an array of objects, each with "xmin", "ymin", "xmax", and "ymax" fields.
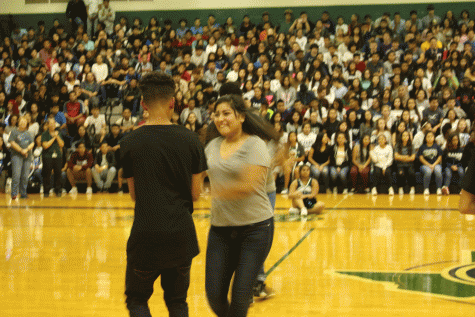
[
  {"xmin": 190, "ymin": 26, "xmax": 203, "ymax": 35},
  {"xmin": 45, "ymin": 112, "xmax": 67, "ymax": 127}
]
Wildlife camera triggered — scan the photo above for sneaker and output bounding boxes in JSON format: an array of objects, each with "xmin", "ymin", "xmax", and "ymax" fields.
[
  {"xmin": 343, "ymin": 188, "xmax": 348, "ymax": 194},
  {"xmin": 40, "ymin": 185, "xmax": 44, "ymax": 194},
  {"xmin": 388, "ymin": 187, "xmax": 394, "ymax": 196},
  {"xmin": 20, "ymin": 195, "xmax": 28, "ymax": 199},
  {"xmin": 281, "ymin": 188, "xmax": 288, "ymax": 195},
  {"xmin": 410, "ymin": 187, "xmax": 415, "ymax": 195},
  {"xmin": 118, "ymin": 189, "xmax": 124, "ymax": 195},
  {"xmin": 50, "ymin": 188, "xmax": 54, "ymax": 195},
  {"xmin": 442, "ymin": 186, "xmax": 450, "ymax": 195},
  {"xmin": 289, "ymin": 207, "xmax": 300, "ymax": 214},
  {"xmin": 69, "ymin": 187, "xmax": 78, "ymax": 194},
  {"xmin": 437, "ymin": 188, "xmax": 442, "ymax": 196},
  {"xmin": 364, "ymin": 188, "xmax": 371, "ymax": 193},
  {"xmin": 326, "ymin": 188, "xmax": 332, "ymax": 194},
  {"xmin": 86, "ymin": 187, "xmax": 93, "ymax": 194},
  {"xmin": 300, "ymin": 207, "xmax": 308, "ymax": 216},
  {"xmin": 424, "ymin": 188, "xmax": 430, "ymax": 196},
  {"xmin": 372, "ymin": 187, "xmax": 377, "ymax": 196},
  {"xmin": 254, "ymin": 282, "xmax": 275, "ymax": 299},
  {"xmin": 333, "ymin": 187, "xmax": 338, "ymax": 194},
  {"xmin": 11, "ymin": 195, "xmax": 17, "ymax": 200},
  {"xmin": 399, "ymin": 187, "xmax": 404, "ymax": 195},
  {"xmin": 62, "ymin": 189, "xmax": 67, "ymax": 194}
]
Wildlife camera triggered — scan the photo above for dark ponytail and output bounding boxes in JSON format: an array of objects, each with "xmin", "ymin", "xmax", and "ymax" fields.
[{"xmin": 207, "ymin": 94, "xmax": 279, "ymax": 142}]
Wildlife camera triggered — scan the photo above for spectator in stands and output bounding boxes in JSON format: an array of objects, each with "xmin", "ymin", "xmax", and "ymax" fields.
[
  {"xmin": 121, "ymin": 78, "xmax": 141, "ymax": 115},
  {"xmin": 116, "ymin": 108, "xmax": 136, "ymax": 135},
  {"xmin": 92, "ymin": 141, "xmax": 117, "ymax": 192},
  {"xmin": 442, "ymin": 133, "xmax": 464, "ymax": 195},
  {"xmin": 98, "ymin": 0, "xmax": 115, "ymax": 35},
  {"xmin": 350, "ymin": 134, "xmax": 372, "ymax": 193},
  {"xmin": 418, "ymin": 131, "xmax": 443, "ymax": 196},
  {"xmin": 0, "ymin": 137, "xmax": 11, "ymax": 193},
  {"xmin": 330, "ymin": 132, "xmax": 351, "ymax": 194},
  {"xmin": 64, "ymin": 91, "xmax": 86, "ymax": 136},
  {"xmin": 9, "ymin": 116, "xmax": 34, "ymax": 199},
  {"xmin": 67, "ymin": 0, "xmax": 88, "ymax": 34},
  {"xmin": 308, "ymin": 132, "xmax": 331, "ymax": 193},
  {"xmin": 67, "ymin": 141, "xmax": 93, "ymax": 194}
]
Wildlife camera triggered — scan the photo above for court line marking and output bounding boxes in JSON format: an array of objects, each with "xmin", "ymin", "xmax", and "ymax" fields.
[
  {"xmin": 264, "ymin": 195, "xmax": 348, "ymax": 277},
  {"xmin": 265, "ymin": 228, "xmax": 315, "ymax": 277}
]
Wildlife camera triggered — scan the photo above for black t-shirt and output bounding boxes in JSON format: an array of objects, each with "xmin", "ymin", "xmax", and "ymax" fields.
[
  {"xmin": 463, "ymin": 155, "xmax": 475, "ymax": 195},
  {"xmin": 311, "ymin": 144, "xmax": 332, "ymax": 165},
  {"xmin": 120, "ymin": 124, "xmax": 207, "ymax": 269}
]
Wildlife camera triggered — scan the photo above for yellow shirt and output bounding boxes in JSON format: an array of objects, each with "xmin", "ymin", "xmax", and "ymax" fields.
[{"xmin": 421, "ymin": 40, "xmax": 443, "ymax": 52}]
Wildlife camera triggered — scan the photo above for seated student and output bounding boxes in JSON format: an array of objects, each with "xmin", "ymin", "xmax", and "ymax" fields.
[
  {"xmin": 105, "ymin": 124, "xmax": 123, "ymax": 192},
  {"xmin": 442, "ymin": 133, "xmax": 464, "ymax": 195},
  {"xmin": 180, "ymin": 98, "xmax": 202, "ymax": 125},
  {"xmin": 79, "ymin": 73, "xmax": 101, "ymax": 110},
  {"xmin": 370, "ymin": 134, "xmax": 395, "ymax": 195},
  {"xmin": 329, "ymin": 132, "xmax": 352, "ymax": 194},
  {"xmin": 47, "ymin": 103, "xmax": 67, "ymax": 134},
  {"xmin": 116, "ymin": 108, "xmax": 137, "ymax": 135},
  {"xmin": 71, "ymin": 125, "xmax": 94, "ymax": 152},
  {"xmin": 64, "ymin": 91, "xmax": 86, "ymax": 136},
  {"xmin": 66, "ymin": 142, "xmax": 94, "ymax": 194},
  {"xmin": 418, "ymin": 131, "xmax": 443, "ymax": 196},
  {"xmin": 413, "ymin": 119, "xmax": 432, "ymax": 152},
  {"xmin": 308, "ymin": 132, "xmax": 331, "ymax": 193},
  {"xmin": 394, "ymin": 130, "xmax": 416, "ymax": 195},
  {"xmin": 297, "ymin": 122, "xmax": 317, "ymax": 157},
  {"xmin": 92, "ymin": 142, "xmax": 117, "ymax": 192},
  {"xmin": 84, "ymin": 105, "xmax": 106, "ymax": 137},
  {"xmin": 281, "ymin": 131, "xmax": 306, "ymax": 195},
  {"xmin": 121, "ymin": 78, "xmax": 141, "ymax": 116},
  {"xmin": 288, "ymin": 163, "xmax": 325, "ymax": 216},
  {"xmin": 350, "ymin": 134, "xmax": 372, "ymax": 193}
]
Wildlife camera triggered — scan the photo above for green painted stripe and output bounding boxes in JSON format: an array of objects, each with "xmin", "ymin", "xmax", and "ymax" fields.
[
  {"xmin": 472, "ymin": 252, "xmax": 475, "ymax": 263},
  {"xmin": 265, "ymin": 228, "xmax": 315, "ymax": 277}
]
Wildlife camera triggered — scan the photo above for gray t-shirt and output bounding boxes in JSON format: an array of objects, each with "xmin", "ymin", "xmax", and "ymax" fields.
[
  {"xmin": 205, "ymin": 135, "xmax": 273, "ymax": 226},
  {"xmin": 9, "ymin": 128, "xmax": 34, "ymax": 159}
]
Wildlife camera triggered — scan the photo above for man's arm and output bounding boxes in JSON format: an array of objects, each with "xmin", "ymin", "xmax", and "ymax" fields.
[
  {"xmin": 127, "ymin": 177, "xmax": 135, "ymax": 202},
  {"xmin": 460, "ymin": 190, "xmax": 475, "ymax": 215},
  {"xmin": 191, "ymin": 172, "xmax": 205, "ymax": 202}
]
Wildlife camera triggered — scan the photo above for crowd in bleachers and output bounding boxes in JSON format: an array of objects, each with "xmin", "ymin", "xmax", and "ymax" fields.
[{"xmin": 1, "ymin": 2, "xmax": 475, "ymax": 198}]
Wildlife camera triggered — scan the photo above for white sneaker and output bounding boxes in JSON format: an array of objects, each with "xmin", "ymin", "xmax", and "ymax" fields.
[
  {"xmin": 424, "ymin": 188, "xmax": 430, "ymax": 196},
  {"xmin": 281, "ymin": 189, "xmax": 288, "ymax": 195},
  {"xmin": 388, "ymin": 187, "xmax": 394, "ymax": 196},
  {"xmin": 86, "ymin": 187, "xmax": 93, "ymax": 194},
  {"xmin": 326, "ymin": 189, "xmax": 332, "ymax": 194},
  {"xmin": 300, "ymin": 207, "xmax": 308, "ymax": 216},
  {"xmin": 69, "ymin": 187, "xmax": 78, "ymax": 194},
  {"xmin": 289, "ymin": 207, "xmax": 299, "ymax": 214},
  {"xmin": 437, "ymin": 188, "xmax": 442, "ymax": 196},
  {"xmin": 372, "ymin": 187, "xmax": 377, "ymax": 196},
  {"xmin": 399, "ymin": 187, "xmax": 404, "ymax": 195},
  {"xmin": 442, "ymin": 186, "xmax": 450, "ymax": 195},
  {"xmin": 364, "ymin": 188, "xmax": 371, "ymax": 193},
  {"xmin": 5, "ymin": 178, "xmax": 11, "ymax": 193},
  {"xmin": 62, "ymin": 189, "xmax": 67, "ymax": 194},
  {"xmin": 40, "ymin": 185, "xmax": 44, "ymax": 194},
  {"xmin": 410, "ymin": 187, "xmax": 415, "ymax": 195},
  {"xmin": 50, "ymin": 188, "xmax": 54, "ymax": 195},
  {"xmin": 333, "ymin": 187, "xmax": 338, "ymax": 194},
  {"xmin": 343, "ymin": 188, "xmax": 348, "ymax": 194}
]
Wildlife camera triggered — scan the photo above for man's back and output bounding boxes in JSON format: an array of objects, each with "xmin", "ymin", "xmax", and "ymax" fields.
[{"xmin": 120, "ymin": 124, "xmax": 206, "ymax": 268}]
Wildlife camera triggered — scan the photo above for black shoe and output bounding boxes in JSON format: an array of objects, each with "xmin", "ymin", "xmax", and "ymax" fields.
[
  {"xmin": 253, "ymin": 282, "xmax": 275, "ymax": 299},
  {"xmin": 43, "ymin": 193, "xmax": 49, "ymax": 198},
  {"xmin": 20, "ymin": 195, "xmax": 28, "ymax": 199}
]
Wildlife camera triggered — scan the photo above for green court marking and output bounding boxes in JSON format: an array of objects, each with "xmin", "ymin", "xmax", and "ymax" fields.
[{"xmin": 265, "ymin": 228, "xmax": 315, "ymax": 277}]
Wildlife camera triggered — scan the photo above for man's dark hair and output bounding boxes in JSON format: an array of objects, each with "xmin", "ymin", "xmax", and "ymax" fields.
[
  {"xmin": 138, "ymin": 72, "xmax": 175, "ymax": 106},
  {"xmin": 219, "ymin": 82, "xmax": 242, "ymax": 97}
]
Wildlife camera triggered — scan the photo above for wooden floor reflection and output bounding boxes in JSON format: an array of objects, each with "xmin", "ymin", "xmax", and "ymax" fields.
[{"xmin": 0, "ymin": 192, "xmax": 474, "ymax": 316}]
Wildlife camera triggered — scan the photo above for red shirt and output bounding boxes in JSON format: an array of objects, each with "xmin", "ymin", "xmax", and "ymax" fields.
[{"xmin": 65, "ymin": 101, "xmax": 82, "ymax": 118}]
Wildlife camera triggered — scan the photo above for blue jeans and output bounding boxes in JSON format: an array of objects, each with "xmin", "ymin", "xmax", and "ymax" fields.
[
  {"xmin": 420, "ymin": 164, "xmax": 443, "ymax": 189},
  {"xmin": 206, "ymin": 217, "xmax": 274, "ymax": 317},
  {"xmin": 11, "ymin": 155, "xmax": 32, "ymax": 197},
  {"xmin": 330, "ymin": 166, "xmax": 350, "ymax": 189},
  {"xmin": 311, "ymin": 165, "xmax": 330, "ymax": 190},
  {"xmin": 444, "ymin": 166, "xmax": 465, "ymax": 187},
  {"xmin": 125, "ymin": 259, "xmax": 192, "ymax": 317}
]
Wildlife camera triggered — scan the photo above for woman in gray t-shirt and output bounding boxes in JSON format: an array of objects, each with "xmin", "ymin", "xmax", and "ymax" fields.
[
  {"xmin": 8, "ymin": 116, "xmax": 34, "ymax": 199},
  {"xmin": 204, "ymin": 95, "xmax": 279, "ymax": 317}
]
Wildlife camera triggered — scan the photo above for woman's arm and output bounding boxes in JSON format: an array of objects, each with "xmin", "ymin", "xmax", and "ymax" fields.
[
  {"xmin": 303, "ymin": 179, "xmax": 318, "ymax": 199},
  {"xmin": 307, "ymin": 148, "xmax": 318, "ymax": 166},
  {"xmin": 288, "ymin": 179, "xmax": 300, "ymax": 199},
  {"xmin": 212, "ymin": 164, "xmax": 267, "ymax": 200}
]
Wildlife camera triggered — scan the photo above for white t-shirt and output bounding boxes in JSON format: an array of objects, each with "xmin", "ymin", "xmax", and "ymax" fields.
[
  {"xmin": 91, "ymin": 63, "xmax": 108, "ymax": 83},
  {"xmin": 85, "ymin": 114, "xmax": 106, "ymax": 134}
]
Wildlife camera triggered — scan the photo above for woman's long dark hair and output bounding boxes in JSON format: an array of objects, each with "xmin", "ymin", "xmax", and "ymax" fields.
[
  {"xmin": 206, "ymin": 94, "xmax": 279, "ymax": 143},
  {"xmin": 313, "ymin": 132, "xmax": 326, "ymax": 152}
]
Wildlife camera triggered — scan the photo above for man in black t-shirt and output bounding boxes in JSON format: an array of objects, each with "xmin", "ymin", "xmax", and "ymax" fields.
[
  {"xmin": 120, "ymin": 72, "xmax": 207, "ymax": 316},
  {"xmin": 460, "ymin": 156, "xmax": 475, "ymax": 215}
]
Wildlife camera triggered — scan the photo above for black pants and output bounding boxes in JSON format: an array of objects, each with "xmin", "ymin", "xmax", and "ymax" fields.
[
  {"xmin": 206, "ymin": 218, "xmax": 274, "ymax": 317},
  {"xmin": 397, "ymin": 165, "xmax": 416, "ymax": 188},
  {"xmin": 373, "ymin": 166, "xmax": 393, "ymax": 188},
  {"xmin": 125, "ymin": 259, "xmax": 192, "ymax": 317},
  {"xmin": 42, "ymin": 157, "xmax": 62, "ymax": 195}
]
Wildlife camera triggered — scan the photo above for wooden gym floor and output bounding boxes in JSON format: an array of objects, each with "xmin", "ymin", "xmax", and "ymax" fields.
[{"xmin": 0, "ymin": 192, "xmax": 474, "ymax": 316}]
